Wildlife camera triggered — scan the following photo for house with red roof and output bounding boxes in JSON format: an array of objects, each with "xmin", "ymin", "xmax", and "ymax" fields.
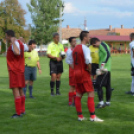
[
  {"xmin": 61, "ymin": 25, "xmax": 133, "ymax": 53},
  {"xmin": 90, "ymin": 35, "xmax": 130, "ymax": 53}
]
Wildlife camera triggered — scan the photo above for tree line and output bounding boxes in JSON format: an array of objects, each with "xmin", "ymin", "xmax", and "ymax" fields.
[{"xmin": 0, "ymin": 0, "xmax": 63, "ymax": 53}]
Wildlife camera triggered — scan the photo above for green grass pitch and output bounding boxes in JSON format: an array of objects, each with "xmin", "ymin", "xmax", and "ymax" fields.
[{"xmin": 0, "ymin": 54, "xmax": 134, "ymax": 134}]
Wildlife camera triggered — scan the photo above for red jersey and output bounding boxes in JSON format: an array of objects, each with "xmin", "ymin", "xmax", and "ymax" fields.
[
  {"xmin": 73, "ymin": 44, "xmax": 91, "ymax": 83},
  {"xmin": 69, "ymin": 48, "xmax": 74, "ymax": 78},
  {"xmin": 6, "ymin": 40, "xmax": 25, "ymax": 73},
  {"xmin": 69, "ymin": 66, "xmax": 74, "ymax": 77}
]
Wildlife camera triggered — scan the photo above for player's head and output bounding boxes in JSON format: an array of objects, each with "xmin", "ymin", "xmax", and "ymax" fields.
[
  {"xmin": 5, "ymin": 30, "xmax": 15, "ymax": 42},
  {"xmin": 80, "ymin": 31, "xmax": 90, "ymax": 44},
  {"xmin": 53, "ymin": 32, "xmax": 59, "ymax": 44},
  {"xmin": 130, "ymin": 33, "xmax": 134, "ymax": 41},
  {"xmin": 69, "ymin": 37, "xmax": 76, "ymax": 48},
  {"xmin": 28, "ymin": 39, "xmax": 36, "ymax": 50},
  {"xmin": 90, "ymin": 38, "xmax": 100, "ymax": 47}
]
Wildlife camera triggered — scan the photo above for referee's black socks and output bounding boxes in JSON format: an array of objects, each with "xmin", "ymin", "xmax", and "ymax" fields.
[
  {"xmin": 92, "ymin": 80, "xmax": 97, "ymax": 91},
  {"xmin": 50, "ymin": 81, "xmax": 55, "ymax": 92},
  {"xmin": 56, "ymin": 81, "xmax": 61, "ymax": 92}
]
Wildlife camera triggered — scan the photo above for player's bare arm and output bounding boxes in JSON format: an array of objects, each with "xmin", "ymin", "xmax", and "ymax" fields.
[
  {"xmin": 87, "ymin": 63, "xmax": 92, "ymax": 73},
  {"xmin": 47, "ymin": 54, "xmax": 56, "ymax": 59},
  {"xmin": 11, "ymin": 37, "xmax": 20, "ymax": 55},
  {"xmin": 56, "ymin": 57, "xmax": 62, "ymax": 62},
  {"xmin": 19, "ymin": 37, "xmax": 25, "ymax": 44},
  {"xmin": 47, "ymin": 54, "xmax": 62, "ymax": 62},
  {"xmin": 69, "ymin": 64, "xmax": 74, "ymax": 69},
  {"xmin": 37, "ymin": 61, "xmax": 42, "ymax": 75},
  {"xmin": 19, "ymin": 37, "xmax": 30, "ymax": 52}
]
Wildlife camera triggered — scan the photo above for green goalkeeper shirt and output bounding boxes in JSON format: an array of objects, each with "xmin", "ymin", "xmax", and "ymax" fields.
[{"xmin": 99, "ymin": 42, "xmax": 111, "ymax": 72}]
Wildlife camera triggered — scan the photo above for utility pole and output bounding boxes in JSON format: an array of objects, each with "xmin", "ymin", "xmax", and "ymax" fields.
[
  {"xmin": 78, "ymin": 17, "xmax": 88, "ymax": 31},
  {"xmin": 4, "ymin": 7, "xmax": 7, "ymax": 53},
  {"xmin": 84, "ymin": 17, "xmax": 88, "ymax": 31},
  {"xmin": 28, "ymin": 24, "xmax": 31, "ymax": 39},
  {"xmin": 57, "ymin": 3, "xmax": 64, "ymax": 43}
]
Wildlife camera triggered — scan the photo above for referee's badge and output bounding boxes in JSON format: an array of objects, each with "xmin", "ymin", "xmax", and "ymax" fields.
[{"xmin": 28, "ymin": 57, "xmax": 31, "ymax": 60}]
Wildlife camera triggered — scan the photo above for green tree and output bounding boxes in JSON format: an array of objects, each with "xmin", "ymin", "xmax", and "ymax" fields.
[
  {"xmin": 27, "ymin": 0, "xmax": 64, "ymax": 45},
  {"xmin": 0, "ymin": 0, "xmax": 30, "ymax": 41}
]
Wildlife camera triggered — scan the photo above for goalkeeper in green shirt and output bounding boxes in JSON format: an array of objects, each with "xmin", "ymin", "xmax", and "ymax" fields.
[{"xmin": 90, "ymin": 38, "xmax": 112, "ymax": 109}]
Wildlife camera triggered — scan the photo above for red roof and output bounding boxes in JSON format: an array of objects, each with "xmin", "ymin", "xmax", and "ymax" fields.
[{"xmin": 90, "ymin": 35, "xmax": 130, "ymax": 42}]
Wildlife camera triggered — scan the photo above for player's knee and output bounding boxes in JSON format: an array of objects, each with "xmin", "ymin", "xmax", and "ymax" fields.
[
  {"xmin": 29, "ymin": 81, "xmax": 33, "ymax": 86},
  {"xmin": 56, "ymin": 78, "xmax": 60, "ymax": 81},
  {"xmin": 25, "ymin": 81, "xmax": 29, "ymax": 85},
  {"xmin": 51, "ymin": 75, "xmax": 56, "ymax": 81},
  {"xmin": 88, "ymin": 91, "xmax": 94, "ymax": 97},
  {"xmin": 70, "ymin": 86, "xmax": 75, "ymax": 92},
  {"xmin": 56, "ymin": 76, "xmax": 61, "ymax": 81},
  {"xmin": 76, "ymin": 92, "xmax": 82, "ymax": 97}
]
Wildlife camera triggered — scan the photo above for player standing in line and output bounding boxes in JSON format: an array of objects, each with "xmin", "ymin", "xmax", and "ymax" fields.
[
  {"xmin": 66, "ymin": 37, "xmax": 76, "ymax": 106},
  {"xmin": 89, "ymin": 41, "xmax": 99, "ymax": 91},
  {"xmin": 23, "ymin": 40, "xmax": 42, "ymax": 98},
  {"xmin": 90, "ymin": 38, "xmax": 112, "ymax": 108},
  {"xmin": 47, "ymin": 33, "xmax": 64, "ymax": 96},
  {"xmin": 6, "ymin": 30, "xmax": 29, "ymax": 118},
  {"xmin": 68, "ymin": 31, "xmax": 103, "ymax": 122},
  {"xmin": 126, "ymin": 33, "xmax": 134, "ymax": 95}
]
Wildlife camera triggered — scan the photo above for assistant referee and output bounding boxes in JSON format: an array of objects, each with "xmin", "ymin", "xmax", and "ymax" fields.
[
  {"xmin": 89, "ymin": 43, "xmax": 99, "ymax": 90},
  {"xmin": 47, "ymin": 33, "xmax": 64, "ymax": 96},
  {"xmin": 23, "ymin": 40, "xmax": 42, "ymax": 98}
]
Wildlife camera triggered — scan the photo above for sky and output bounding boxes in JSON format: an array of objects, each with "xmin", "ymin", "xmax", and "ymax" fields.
[{"xmin": 1, "ymin": 0, "xmax": 134, "ymax": 30}]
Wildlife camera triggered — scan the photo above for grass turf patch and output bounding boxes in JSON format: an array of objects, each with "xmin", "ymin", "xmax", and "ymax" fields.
[{"xmin": 0, "ymin": 54, "xmax": 134, "ymax": 134}]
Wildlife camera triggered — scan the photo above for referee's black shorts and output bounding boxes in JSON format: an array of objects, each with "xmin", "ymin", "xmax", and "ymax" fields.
[
  {"xmin": 49, "ymin": 60, "xmax": 63, "ymax": 75},
  {"xmin": 91, "ymin": 63, "xmax": 99, "ymax": 76},
  {"xmin": 96, "ymin": 71, "xmax": 111, "ymax": 87}
]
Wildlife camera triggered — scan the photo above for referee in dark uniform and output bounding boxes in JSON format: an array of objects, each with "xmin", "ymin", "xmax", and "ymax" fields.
[{"xmin": 47, "ymin": 33, "xmax": 64, "ymax": 96}]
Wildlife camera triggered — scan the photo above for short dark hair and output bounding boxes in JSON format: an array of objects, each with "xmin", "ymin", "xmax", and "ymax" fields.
[
  {"xmin": 90, "ymin": 38, "xmax": 100, "ymax": 45},
  {"xmin": 80, "ymin": 31, "xmax": 89, "ymax": 41},
  {"xmin": 28, "ymin": 40, "xmax": 36, "ymax": 45},
  {"xmin": 69, "ymin": 37, "xmax": 76, "ymax": 43},
  {"xmin": 6, "ymin": 30, "xmax": 15, "ymax": 37},
  {"xmin": 53, "ymin": 32, "xmax": 59, "ymax": 38},
  {"xmin": 130, "ymin": 33, "xmax": 134, "ymax": 40}
]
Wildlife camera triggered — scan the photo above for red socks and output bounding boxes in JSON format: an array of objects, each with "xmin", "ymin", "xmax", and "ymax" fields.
[
  {"xmin": 68, "ymin": 92, "xmax": 74, "ymax": 105},
  {"xmin": 75, "ymin": 96, "xmax": 95, "ymax": 119},
  {"xmin": 21, "ymin": 95, "xmax": 25, "ymax": 113},
  {"xmin": 14, "ymin": 96, "xmax": 25, "ymax": 115},
  {"xmin": 87, "ymin": 97, "xmax": 96, "ymax": 118},
  {"xmin": 73, "ymin": 91, "xmax": 76, "ymax": 104},
  {"xmin": 68, "ymin": 92, "xmax": 76, "ymax": 105},
  {"xmin": 75, "ymin": 96, "xmax": 83, "ymax": 118},
  {"xmin": 15, "ymin": 97, "xmax": 21, "ymax": 115}
]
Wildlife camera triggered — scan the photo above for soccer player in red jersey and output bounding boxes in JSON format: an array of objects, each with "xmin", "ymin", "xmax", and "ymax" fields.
[
  {"xmin": 66, "ymin": 37, "xmax": 76, "ymax": 106},
  {"xmin": 6, "ymin": 30, "xmax": 29, "ymax": 118},
  {"xmin": 68, "ymin": 31, "xmax": 103, "ymax": 122}
]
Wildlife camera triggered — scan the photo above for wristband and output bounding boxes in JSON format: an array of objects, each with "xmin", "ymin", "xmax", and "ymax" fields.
[{"xmin": 101, "ymin": 63, "xmax": 105, "ymax": 70}]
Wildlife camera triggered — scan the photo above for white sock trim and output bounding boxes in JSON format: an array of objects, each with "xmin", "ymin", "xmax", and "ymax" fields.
[
  {"xmin": 99, "ymin": 101, "xmax": 104, "ymax": 105},
  {"xmin": 106, "ymin": 102, "xmax": 110, "ymax": 105}
]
